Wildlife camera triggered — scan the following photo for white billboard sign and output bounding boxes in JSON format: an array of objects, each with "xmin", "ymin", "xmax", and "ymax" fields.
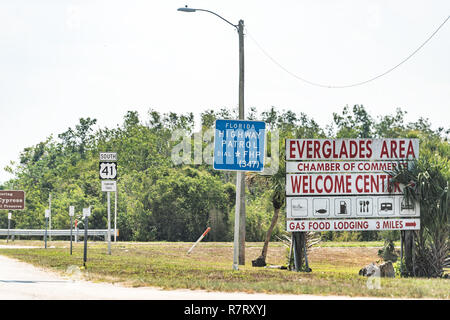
[{"xmin": 285, "ymin": 138, "xmax": 420, "ymax": 232}]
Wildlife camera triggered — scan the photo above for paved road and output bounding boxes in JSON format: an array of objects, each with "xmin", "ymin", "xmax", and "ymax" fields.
[{"xmin": 0, "ymin": 253, "xmax": 381, "ymax": 300}]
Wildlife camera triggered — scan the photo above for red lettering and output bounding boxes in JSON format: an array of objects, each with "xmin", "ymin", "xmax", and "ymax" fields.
[
  {"xmin": 289, "ymin": 140, "xmax": 296, "ymax": 159},
  {"xmin": 359, "ymin": 140, "xmax": 365, "ymax": 158},
  {"xmin": 302, "ymin": 175, "xmax": 309, "ymax": 194},
  {"xmin": 339, "ymin": 142, "xmax": 348, "ymax": 158},
  {"xmin": 323, "ymin": 140, "xmax": 331, "ymax": 158},
  {"xmin": 364, "ymin": 175, "xmax": 370, "ymax": 192},
  {"xmin": 345, "ymin": 175, "xmax": 352, "ymax": 193},
  {"xmin": 335, "ymin": 175, "xmax": 344, "ymax": 193},
  {"xmin": 324, "ymin": 176, "xmax": 333, "ymax": 193},
  {"xmin": 391, "ymin": 140, "xmax": 398, "ymax": 158},
  {"xmin": 406, "ymin": 140, "xmax": 415, "ymax": 158},
  {"xmin": 316, "ymin": 175, "xmax": 323, "ymax": 193},
  {"xmin": 306, "ymin": 141, "xmax": 313, "ymax": 158},
  {"xmin": 313, "ymin": 141, "xmax": 321, "ymax": 158},
  {"xmin": 332, "ymin": 140, "xmax": 339, "ymax": 158},
  {"xmin": 349, "ymin": 140, "xmax": 358, "ymax": 158},
  {"xmin": 290, "ymin": 176, "xmax": 302, "ymax": 193},
  {"xmin": 399, "ymin": 140, "xmax": 405, "ymax": 158},
  {"xmin": 380, "ymin": 141, "xmax": 389, "ymax": 158},
  {"xmin": 356, "ymin": 175, "xmax": 363, "ymax": 193},
  {"xmin": 298, "ymin": 140, "xmax": 305, "ymax": 158},
  {"xmin": 370, "ymin": 175, "xmax": 379, "ymax": 193},
  {"xmin": 366, "ymin": 140, "xmax": 373, "ymax": 158}
]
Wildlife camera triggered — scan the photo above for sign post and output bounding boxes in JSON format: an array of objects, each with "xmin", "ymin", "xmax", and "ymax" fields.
[
  {"xmin": 75, "ymin": 219, "xmax": 78, "ymax": 243},
  {"xmin": 7, "ymin": 212, "xmax": 11, "ymax": 243},
  {"xmin": 44, "ymin": 209, "xmax": 50, "ymax": 249},
  {"xmin": 114, "ymin": 191, "xmax": 117, "ymax": 242},
  {"xmin": 99, "ymin": 152, "xmax": 117, "ymax": 256},
  {"xmin": 69, "ymin": 206, "xmax": 75, "ymax": 255},
  {"xmin": 82, "ymin": 207, "xmax": 90, "ymax": 267},
  {"xmin": 213, "ymin": 119, "xmax": 266, "ymax": 270}
]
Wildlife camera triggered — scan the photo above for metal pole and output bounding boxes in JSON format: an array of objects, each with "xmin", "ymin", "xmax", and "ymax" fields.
[
  {"xmin": 237, "ymin": 19, "xmax": 246, "ymax": 266},
  {"xmin": 233, "ymin": 173, "xmax": 241, "ymax": 270},
  {"xmin": 107, "ymin": 191, "xmax": 111, "ymax": 255},
  {"xmin": 83, "ymin": 216, "xmax": 88, "ymax": 267},
  {"xmin": 49, "ymin": 193, "xmax": 51, "ymax": 241},
  {"xmin": 7, "ymin": 214, "xmax": 10, "ymax": 243},
  {"xmin": 114, "ymin": 189, "xmax": 117, "ymax": 242},
  {"xmin": 75, "ymin": 220, "xmax": 78, "ymax": 243},
  {"xmin": 70, "ymin": 215, "xmax": 73, "ymax": 255},
  {"xmin": 44, "ymin": 217, "xmax": 48, "ymax": 249}
]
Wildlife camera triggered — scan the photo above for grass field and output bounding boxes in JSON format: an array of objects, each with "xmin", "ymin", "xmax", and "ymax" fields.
[{"xmin": 0, "ymin": 239, "xmax": 448, "ymax": 299}]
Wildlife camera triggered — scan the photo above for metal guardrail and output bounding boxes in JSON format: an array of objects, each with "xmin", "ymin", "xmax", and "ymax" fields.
[{"xmin": 0, "ymin": 229, "xmax": 118, "ymax": 240}]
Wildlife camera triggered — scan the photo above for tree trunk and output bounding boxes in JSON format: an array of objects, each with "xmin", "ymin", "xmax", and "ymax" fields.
[
  {"xmin": 260, "ymin": 207, "xmax": 280, "ymax": 261},
  {"xmin": 404, "ymin": 230, "xmax": 415, "ymax": 276},
  {"xmin": 292, "ymin": 232, "xmax": 305, "ymax": 271}
]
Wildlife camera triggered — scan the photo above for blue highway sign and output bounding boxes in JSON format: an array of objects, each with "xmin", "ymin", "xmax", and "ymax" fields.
[{"xmin": 213, "ymin": 119, "xmax": 266, "ymax": 172}]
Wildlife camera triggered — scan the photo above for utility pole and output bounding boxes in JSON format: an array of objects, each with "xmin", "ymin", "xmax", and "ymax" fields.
[
  {"xmin": 237, "ymin": 19, "xmax": 246, "ymax": 266},
  {"xmin": 177, "ymin": 7, "xmax": 247, "ymax": 269}
]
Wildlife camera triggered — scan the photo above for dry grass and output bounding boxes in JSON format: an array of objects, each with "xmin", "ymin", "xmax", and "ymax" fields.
[{"xmin": 0, "ymin": 239, "xmax": 448, "ymax": 299}]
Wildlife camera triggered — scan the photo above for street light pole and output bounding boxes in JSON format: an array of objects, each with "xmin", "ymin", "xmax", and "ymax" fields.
[
  {"xmin": 237, "ymin": 19, "xmax": 246, "ymax": 266},
  {"xmin": 178, "ymin": 7, "xmax": 247, "ymax": 268}
]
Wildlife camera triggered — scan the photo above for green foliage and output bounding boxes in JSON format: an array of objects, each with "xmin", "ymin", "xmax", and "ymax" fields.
[{"xmin": 1, "ymin": 105, "xmax": 448, "ymax": 252}]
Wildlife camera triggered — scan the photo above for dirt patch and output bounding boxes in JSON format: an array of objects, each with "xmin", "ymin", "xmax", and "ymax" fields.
[{"xmin": 309, "ymin": 247, "xmax": 379, "ymax": 267}]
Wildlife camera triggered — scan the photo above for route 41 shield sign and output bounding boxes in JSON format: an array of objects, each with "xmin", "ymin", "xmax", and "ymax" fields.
[{"xmin": 99, "ymin": 162, "xmax": 117, "ymax": 180}]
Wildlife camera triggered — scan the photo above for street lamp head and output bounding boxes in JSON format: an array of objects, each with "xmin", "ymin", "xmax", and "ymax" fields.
[{"xmin": 177, "ymin": 6, "xmax": 196, "ymax": 12}]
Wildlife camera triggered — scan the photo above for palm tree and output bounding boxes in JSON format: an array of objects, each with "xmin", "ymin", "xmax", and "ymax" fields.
[{"xmin": 389, "ymin": 158, "xmax": 449, "ymax": 277}]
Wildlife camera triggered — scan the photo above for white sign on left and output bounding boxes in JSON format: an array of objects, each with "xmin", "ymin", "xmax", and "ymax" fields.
[{"xmin": 101, "ymin": 180, "xmax": 117, "ymax": 192}]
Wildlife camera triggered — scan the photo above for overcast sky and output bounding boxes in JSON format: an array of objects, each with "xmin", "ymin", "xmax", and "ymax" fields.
[{"xmin": 0, "ymin": 0, "xmax": 449, "ymax": 184}]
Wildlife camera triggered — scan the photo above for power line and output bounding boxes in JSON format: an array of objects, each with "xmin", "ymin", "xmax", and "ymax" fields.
[{"xmin": 246, "ymin": 15, "xmax": 450, "ymax": 89}]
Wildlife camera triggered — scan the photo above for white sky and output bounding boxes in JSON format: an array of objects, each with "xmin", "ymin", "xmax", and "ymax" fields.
[{"xmin": 0, "ymin": 0, "xmax": 449, "ymax": 183}]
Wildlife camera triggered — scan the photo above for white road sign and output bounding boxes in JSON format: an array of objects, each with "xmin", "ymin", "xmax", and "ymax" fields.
[
  {"xmin": 99, "ymin": 152, "xmax": 117, "ymax": 161},
  {"xmin": 69, "ymin": 206, "xmax": 75, "ymax": 217},
  {"xmin": 101, "ymin": 180, "xmax": 117, "ymax": 192},
  {"xmin": 99, "ymin": 162, "xmax": 117, "ymax": 180},
  {"xmin": 82, "ymin": 207, "xmax": 91, "ymax": 217}
]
